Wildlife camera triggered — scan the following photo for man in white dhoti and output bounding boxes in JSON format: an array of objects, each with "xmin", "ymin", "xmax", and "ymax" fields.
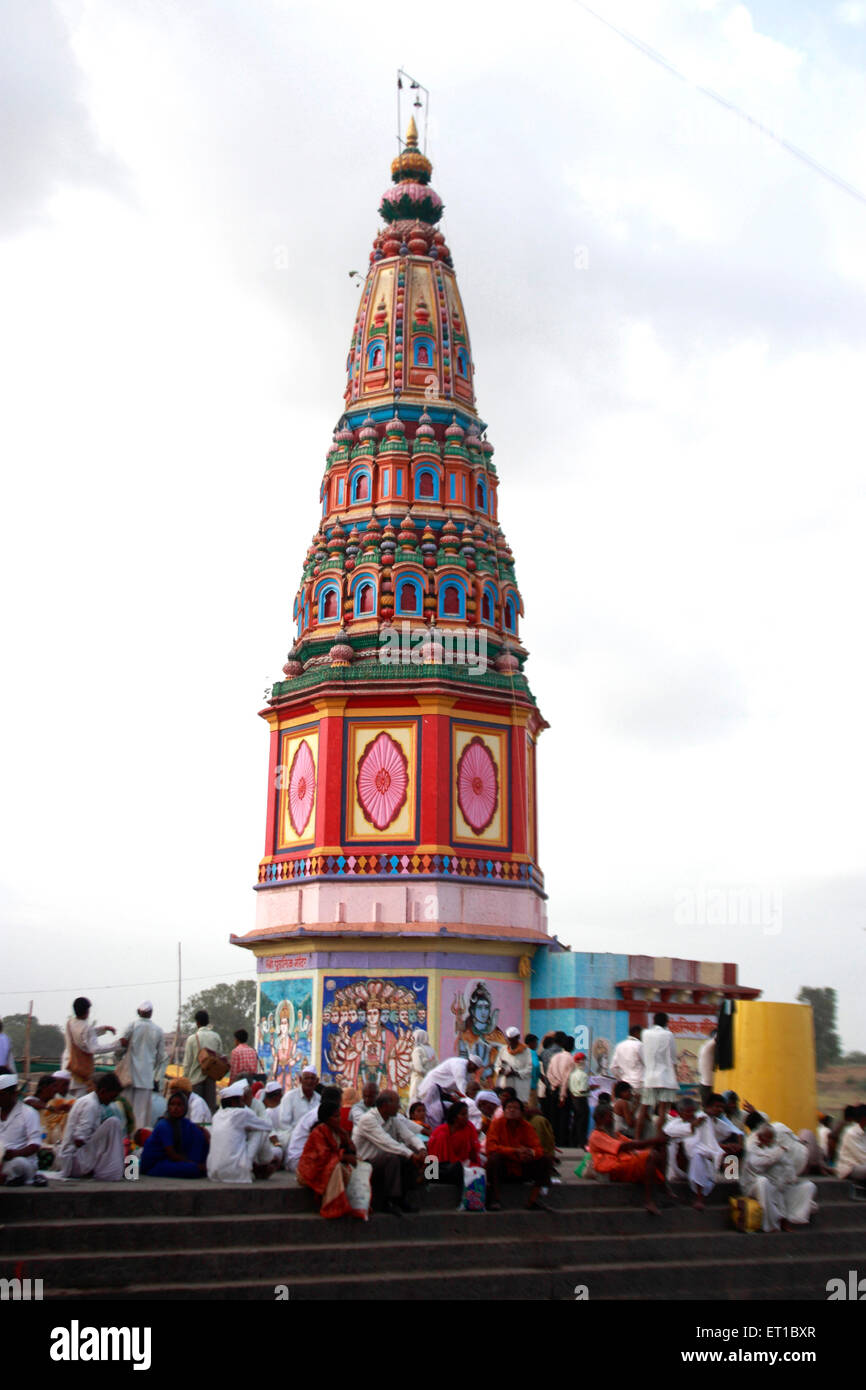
[
  {"xmin": 418, "ymin": 1054, "xmax": 483, "ymax": 1127},
  {"xmin": 664, "ymin": 1095, "xmax": 724, "ymax": 1209},
  {"xmin": 836, "ymin": 1105, "xmax": 866, "ymax": 1189},
  {"xmin": 0, "ymin": 1074, "xmax": 44, "ymax": 1185},
  {"xmin": 634, "ymin": 1013, "xmax": 679, "ymax": 1141},
  {"xmin": 58, "ymin": 1073, "xmax": 126, "ymax": 1180},
  {"xmin": 742, "ymin": 1122, "xmax": 817, "ymax": 1231},
  {"xmin": 117, "ymin": 1001, "xmax": 166, "ymax": 1130},
  {"xmin": 62, "ymin": 997, "xmax": 118, "ymax": 1097},
  {"xmin": 207, "ymin": 1081, "xmax": 273, "ymax": 1182},
  {"xmin": 278, "ymin": 1068, "xmax": 322, "ymax": 1136},
  {"xmin": 495, "ymin": 1028, "xmax": 533, "ymax": 1103},
  {"xmin": 251, "ymin": 1079, "xmax": 296, "ymax": 1171},
  {"xmin": 286, "ymin": 1085, "xmax": 343, "ymax": 1172}
]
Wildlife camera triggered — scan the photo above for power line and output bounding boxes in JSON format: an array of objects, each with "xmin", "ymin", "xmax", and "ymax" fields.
[
  {"xmin": 0, "ymin": 970, "xmax": 255, "ymax": 999},
  {"xmin": 573, "ymin": 0, "xmax": 866, "ymax": 208}
]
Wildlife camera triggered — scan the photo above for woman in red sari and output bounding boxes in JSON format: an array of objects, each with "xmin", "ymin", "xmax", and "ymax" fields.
[{"xmin": 297, "ymin": 1101, "xmax": 372, "ymax": 1220}]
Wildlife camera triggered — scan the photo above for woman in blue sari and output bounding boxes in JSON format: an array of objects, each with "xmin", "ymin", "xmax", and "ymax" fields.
[{"xmin": 140, "ymin": 1091, "xmax": 209, "ymax": 1178}]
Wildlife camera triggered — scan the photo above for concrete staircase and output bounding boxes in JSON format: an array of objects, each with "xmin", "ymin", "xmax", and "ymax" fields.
[{"xmin": 2, "ymin": 1174, "xmax": 863, "ymax": 1301}]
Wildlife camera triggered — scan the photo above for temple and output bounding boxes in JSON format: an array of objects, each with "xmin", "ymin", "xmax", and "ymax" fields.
[{"xmin": 231, "ymin": 115, "xmax": 758, "ymax": 1097}]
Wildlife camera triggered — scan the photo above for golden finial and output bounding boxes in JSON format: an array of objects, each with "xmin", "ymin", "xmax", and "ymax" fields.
[{"xmin": 406, "ymin": 116, "xmax": 419, "ymax": 148}]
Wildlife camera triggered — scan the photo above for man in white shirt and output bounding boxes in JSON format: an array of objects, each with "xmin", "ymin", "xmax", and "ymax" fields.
[
  {"xmin": 58, "ymin": 1072, "xmax": 125, "ymax": 1180},
  {"xmin": 352, "ymin": 1089, "xmax": 427, "ymax": 1214},
  {"xmin": 697, "ymin": 1030, "xmax": 716, "ymax": 1108},
  {"xmin": 249, "ymin": 1080, "xmax": 293, "ymax": 1172},
  {"xmin": 663, "ymin": 1095, "xmax": 724, "ymax": 1210},
  {"xmin": 0, "ymin": 1074, "xmax": 44, "ymax": 1185},
  {"xmin": 286, "ymin": 1085, "xmax": 342, "ymax": 1172},
  {"xmin": 418, "ymin": 1054, "xmax": 482, "ymax": 1127},
  {"xmin": 117, "ymin": 1001, "xmax": 166, "ymax": 1131},
  {"xmin": 62, "ymin": 997, "xmax": 118, "ymax": 1097},
  {"xmin": 207, "ymin": 1081, "xmax": 273, "ymax": 1182},
  {"xmin": 610, "ymin": 1026, "xmax": 644, "ymax": 1090},
  {"xmin": 634, "ymin": 1013, "xmax": 679, "ymax": 1140},
  {"xmin": 495, "ymin": 1028, "xmax": 533, "ymax": 1103},
  {"xmin": 834, "ymin": 1104, "xmax": 866, "ymax": 1186},
  {"xmin": 278, "ymin": 1067, "xmax": 322, "ymax": 1136}
]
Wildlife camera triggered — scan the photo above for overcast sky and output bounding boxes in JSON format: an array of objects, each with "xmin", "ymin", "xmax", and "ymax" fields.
[{"xmin": 1, "ymin": 0, "xmax": 864, "ymax": 1050}]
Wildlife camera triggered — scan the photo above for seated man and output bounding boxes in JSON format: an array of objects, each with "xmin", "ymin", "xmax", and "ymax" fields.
[
  {"xmin": 0, "ymin": 1074, "xmax": 45, "ymax": 1186},
  {"xmin": 612, "ymin": 1081, "xmax": 637, "ymax": 1137},
  {"xmin": 286, "ymin": 1086, "xmax": 343, "ymax": 1173},
  {"xmin": 42, "ymin": 1070, "xmax": 75, "ymax": 1152},
  {"xmin": 741, "ymin": 1121, "xmax": 817, "ymax": 1231},
  {"xmin": 835, "ymin": 1104, "xmax": 866, "ymax": 1194},
  {"xmin": 58, "ymin": 1072, "xmax": 126, "ymax": 1181},
  {"xmin": 427, "ymin": 1101, "xmax": 482, "ymax": 1201},
  {"xmin": 485, "ymin": 1097, "xmax": 553, "ymax": 1211},
  {"xmin": 722, "ymin": 1090, "xmax": 746, "ymax": 1133},
  {"xmin": 251, "ymin": 1079, "xmax": 293, "ymax": 1173},
  {"xmin": 588, "ymin": 1103, "xmax": 667, "ymax": 1213},
  {"xmin": 278, "ymin": 1068, "xmax": 322, "ymax": 1137},
  {"xmin": 207, "ymin": 1080, "xmax": 273, "ymax": 1183},
  {"xmin": 349, "ymin": 1081, "xmax": 379, "ymax": 1128},
  {"xmin": 352, "ymin": 1089, "xmax": 427, "ymax": 1214},
  {"xmin": 704, "ymin": 1092, "xmax": 743, "ymax": 1161},
  {"xmin": 663, "ymin": 1095, "xmax": 724, "ymax": 1210}
]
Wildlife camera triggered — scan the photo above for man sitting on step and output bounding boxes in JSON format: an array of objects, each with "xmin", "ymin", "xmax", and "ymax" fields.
[
  {"xmin": 663, "ymin": 1095, "xmax": 724, "ymax": 1211},
  {"xmin": 588, "ymin": 1103, "xmax": 667, "ymax": 1213},
  {"xmin": 485, "ymin": 1096, "xmax": 553, "ymax": 1211},
  {"xmin": 835, "ymin": 1104, "xmax": 866, "ymax": 1196},
  {"xmin": 741, "ymin": 1121, "xmax": 817, "ymax": 1231},
  {"xmin": 352, "ymin": 1089, "xmax": 427, "ymax": 1214},
  {"xmin": 0, "ymin": 1074, "xmax": 45, "ymax": 1186},
  {"xmin": 58, "ymin": 1071, "xmax": 126, "ymax": 1181},
  {"xmin": 207, "ymin": 1080, "xmax": 273, "ymax": 1183}
]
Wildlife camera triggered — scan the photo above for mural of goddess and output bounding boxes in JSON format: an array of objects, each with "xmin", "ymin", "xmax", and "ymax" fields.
[{"xmin": 451, "ymin": 981, "xmax": 507, "ymax": 1086}]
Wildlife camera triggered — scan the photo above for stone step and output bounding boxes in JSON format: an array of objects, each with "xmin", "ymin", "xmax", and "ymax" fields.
[
  {"xmin": 0, "ymin": 1173, "xmax": 849, "ymax": 1223},
  {"xmin": 48, "ymin": 1250, "xmax": 859, "ymax": 1302},
  {"xmin": 5, "ymin": 1198, "xmax": 865, "ymax": 1255},
  {"xmin": 6, "ymin": 1222, "xmax": 863, "ymax": 1290}
]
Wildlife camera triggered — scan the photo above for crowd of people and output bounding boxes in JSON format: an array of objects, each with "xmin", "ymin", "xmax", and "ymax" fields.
[{"xmin": 1, "ymin": 1005, "xmax": 864, "ymax": 1234}]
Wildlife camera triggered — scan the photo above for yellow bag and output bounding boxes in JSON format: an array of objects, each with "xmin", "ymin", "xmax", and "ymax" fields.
[{"xmin": 729, "ymin": 1195, "xmax": 762, "ymax": 1232}]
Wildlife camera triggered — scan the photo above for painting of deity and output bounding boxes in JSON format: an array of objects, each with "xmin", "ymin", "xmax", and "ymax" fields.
[
  {"xmin": 322, "ymin": 976, "xmax": 427, "ymax": 1100},
  {"xmin": 439, "ymin": 977, "xmax": 525, "ymax": 1088},
  {"xmin": 258, "ymin": 977, "xmax": 314, "ymax": 1093}
]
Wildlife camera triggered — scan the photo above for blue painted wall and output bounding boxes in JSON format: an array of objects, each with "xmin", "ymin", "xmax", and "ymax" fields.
[{"xmin": 529, "ymin": 949, "xmax": 631, "ymax": 1055}]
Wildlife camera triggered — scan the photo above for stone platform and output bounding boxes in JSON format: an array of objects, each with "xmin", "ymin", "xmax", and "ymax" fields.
[{"xmin": 2, "ymin": 1160, "xmax": 863, "ymax": 1301}]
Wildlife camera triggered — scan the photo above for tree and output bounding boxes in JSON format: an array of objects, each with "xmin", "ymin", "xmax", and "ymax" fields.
[
  {"xmin": 797, "ymin": 987, "xmax": 842, "ymax": 1070},
  {"xmin": 181, "ymin": 980, "xmax": 257, "ymax": 1049},
  {"xmin": 0, "ymin": 1014, "xmax": 65, "ymax": 1061}
]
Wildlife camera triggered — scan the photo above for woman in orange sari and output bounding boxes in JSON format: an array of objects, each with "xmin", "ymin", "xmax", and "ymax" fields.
[{"xmin": 297, "ymin": 1101, "xmax": 372, "ymax": 1220}]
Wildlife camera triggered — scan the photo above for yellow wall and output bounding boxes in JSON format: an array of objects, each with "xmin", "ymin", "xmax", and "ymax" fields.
[{"xmin": 715, "ymin": 1001, "xmax": 817, "ymax": 1132}]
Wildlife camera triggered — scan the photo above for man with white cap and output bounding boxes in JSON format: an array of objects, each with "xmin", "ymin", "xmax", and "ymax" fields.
[
  {"xmin": 495, "ymin": 1028, "xmax": 532, "ymax": 1103},
  {"xmin": 285, "ymin": 1085, "xmax": 343, "ymax": 1172},
  {"xmin": 417, "ymin": 1054, "xmax": 483, "ymax": 1127},
  {"xmin": 206, "ymin": 1080, "xmax": 273, "ymax": 1182},
  {"xmin": 251, "ymin": 1080, "xmax": 293, "ymax": 1170},
  {"xmin": 58, "ymin": 1072, "xmax": 126, "ymax": 1180},
  {"xmin": 278, "ymin": 1067, "xmax": 322, "ymax": 1136},
  {"xmin": 0, "ymin": 1074, "xmax": 45, "ymax": 1186},
  {"xmin": 117, "ymin": 1001, "xmax": 166, "ymax": 1131}
]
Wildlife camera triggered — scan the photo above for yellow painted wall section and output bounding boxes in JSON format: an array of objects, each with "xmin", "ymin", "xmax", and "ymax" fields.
[{"xmin": 715, "ymin": 1001, "xmax": 817, "ymax": 1133}]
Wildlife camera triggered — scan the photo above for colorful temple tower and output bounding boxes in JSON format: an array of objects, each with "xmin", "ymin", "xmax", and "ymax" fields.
[{"xmin": 231, "ymin": 118, "xmax": 551, "ymax": 1095}]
